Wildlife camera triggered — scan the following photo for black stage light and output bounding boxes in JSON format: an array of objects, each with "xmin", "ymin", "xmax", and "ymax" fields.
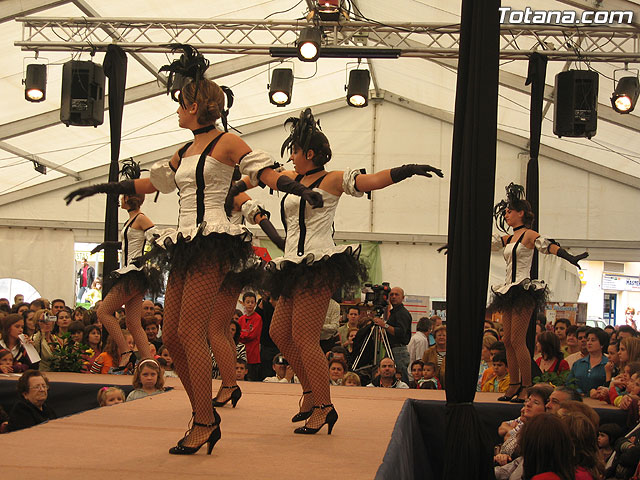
[
  {"xmin": 24, "ymin": 64, "xmax": 47, "ymax": 102},
  {"xmin": 611, "ymin": 76, "xmax": 640, "ymax": 114},
  {"xmin": 269, "ymin": 68, "xmax": 294, "ymax": 106},
  {"xmin": 346, "ymin": 69, "xmax": 370, "ymax": 107},
  {"xmin": 297, "ymin": 27, "xmax": 322, "ymax": 62}
]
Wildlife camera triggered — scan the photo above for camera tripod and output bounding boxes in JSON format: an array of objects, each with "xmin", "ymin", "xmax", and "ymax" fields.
[{"xmin": 352, "ymin": 321, "xmax": 395, "ymax": 374}]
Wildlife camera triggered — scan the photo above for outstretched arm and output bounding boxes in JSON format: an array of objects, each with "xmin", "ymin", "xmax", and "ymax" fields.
[
  {"xmin": 355, "ymin": 164, "xmax": 443, "ymax": 193},
  {"xmin": 533, "ymin": 232, "xmax": 588, "ymax": 268}
]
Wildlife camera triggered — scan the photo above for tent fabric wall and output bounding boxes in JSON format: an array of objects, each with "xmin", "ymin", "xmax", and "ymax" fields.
[{"xmin": 0, "ymin": 227, "xmax": 75, "ymax": 303}]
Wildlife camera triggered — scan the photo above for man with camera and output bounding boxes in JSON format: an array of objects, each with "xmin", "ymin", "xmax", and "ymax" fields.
[
  {"xmin": 372, "ymin": 286, "xmax": 412, "ymax": 383},
  {"xmin": 263, "ymin": 354, "xmax": 299, "ymax": 383}
]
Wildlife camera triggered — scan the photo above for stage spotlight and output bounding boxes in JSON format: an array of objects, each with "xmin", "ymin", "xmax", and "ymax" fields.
[
  {"xmin": 346, "ymin": 69, "xmax": 370, "ymax": 107},
  {"xmin": 317, "ymin": 0, "xmax": 341, "ymax": 20},
  {"xmin": 24, "ymin": 63, "xmax": 47, "ymax": 102},
  {"xmin": 269, "ymin": 68, "xmax": 294, "ymax": 106},
  {"xmin": 297, "ymin": 27, "xmax": 322, "ymax": 62},
  {"xmin": 611, "ymin": 76, "xmax": 639, "ymax": 114}
]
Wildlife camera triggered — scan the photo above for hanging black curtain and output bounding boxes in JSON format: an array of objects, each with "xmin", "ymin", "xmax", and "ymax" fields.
[
  {"xmin": 443, "ymin": 0, "xmax": 500, "ymax": 478},
  {"xmin": 101, "ymin": 45, "xmax": 128, "ymax": 296},
  {"xmin": 524, "ymin": 53, "xmax": 548, "ymax": 368}
]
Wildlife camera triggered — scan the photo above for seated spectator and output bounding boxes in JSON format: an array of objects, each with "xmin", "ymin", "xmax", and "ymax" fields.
[
  {"xmin": 0, "ymin": 314, "xmax": 36, "ymax": 372},
  {"xmin": 264, "ymin": 354, "xmax": 299, "ymax": 383},
  {"xmin": 143, "ymin": 317, "xmax": 163, "ymax": 351},
  {"xmin": 605, "ymin": 339, "xmax": 621, "ymax": 385},
  {"xmin": 68, "ymin": 321, "xmax": 85, "ymax": 344},
  {"xmin": 495, "ymin": 385, "xmax": 552, "ymax": 465},
  {"xmin": 89, "ymin": 329, "xmax": 135, "ymax": 374},
  {"xmin": 97, "ymin": 386, "xmax": 125, "ymax": 406},
  {"xmin": 569, "ymin": 327, "xmax": 609, "ymax": 395},
  {"xmin": 408, "ymin": 360, "xmax": 424, "ymax": 389},
  {"xmin": 519, "ymin": 413, "xmax": 575, "ymax": 480},
  {"xmin": 236, "ymin": 359, "xmax": 248, "ymax": 381},
  {"xmin": 22, "ymin": 310, "xmax": 36, "ymax": 337},
  {"xmin": 421, "ymin": 361, "xmax": 440, "ymax": 390},
  {"xmin": 607, "ymin": 361, "xmax": 640, "ymax": 407},
  {"xmin": 343, "ymin": 371, "xmax": 361, "ymax": 386},
  {"xmin": 126, "ymin": 359, "xmax": 165, "ymax": 401},
  {"xmin": 82, "ymin": 324, "xmax": 102, "ymax": 366},
  {"xmin": 327, "ymin": 346, "xmax": 349, "ymax": 366},
  {"xmin": 481, "ymin": 352, "xmax": 510, "ymax": 393},
  {"xmin": 560, "ymin": 411, "xmax": 605, "ymax": 480},
  {"xmin": 556, "ymin": 400, "xmax": 600, "ymax": 430},
  {"xmin": 7, "ymin": 370, "xmax": 57, "ymax": 432},
  {"xmin": 477, "ymin": 335, "xmax": 498, "ymax": 391},
  {"xmin": 158, "ymin": 345, "xmax": 178, "ymax": 378},
  {"xmin": 598, "ymin": 423, "xmax": 623, "ymax": 465},
  {"xmin": 31, "ymin": 309, "xmax": 61, "ymax": 372},
  {"xmin": 422, "ymin": 325, "xmax": 446, "ymax": 388},
  {"xmin": 329, "ymin": 358, "xmax": 347, "ymax": 386},
  {"xmin": 0, "ymin": 349, "xmax": 14, "ymax": 373},
  {"xmin": 554, "ymin": 318, "xmax": 571, "ymax": 354},
  {"xmin": 367, "ymin": 357, "xmax": 409, "ymax": 389},
  {"xmin": 53, "ymin": 307, "xmax": 73, "ymax": 337},
  {"xmin": 212, "ymin": 320, "xmax": 246, "ymax": 379},
  {"xmin": 536, "ymin": 331, "xmax": 570, "ymax": 373},
  {"xmin": 338, "ymin": 306, "xmax": 361, "ymax": 346},
  {"xmin": 408, "ymin": 317, "xmax": 431, "ymax": 367},
  {"xmin": 545, "ymin": 386, "xmax": 582, "ymax": 413},
  {"xmin": 616, "ymin": 372, "xmax": 640, "ymax": 422}
]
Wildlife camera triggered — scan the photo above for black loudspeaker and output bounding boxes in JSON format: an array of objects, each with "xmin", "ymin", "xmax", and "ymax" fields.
[
  {"xmin": 553, "ymin": 70, "xmax": 598, "ymax": 139},
  {"xmin": 60, "ymin": 60, "xmax": 105, "ymax": 127}
]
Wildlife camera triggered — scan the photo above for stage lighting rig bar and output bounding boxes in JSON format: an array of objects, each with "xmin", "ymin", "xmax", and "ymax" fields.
[{"xmin": 14, "ymin": 17, "xmax": 640, "ymax": 62}]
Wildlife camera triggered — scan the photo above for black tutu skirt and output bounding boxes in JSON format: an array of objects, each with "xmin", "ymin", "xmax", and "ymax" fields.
[
  {"xmin": 264, "ymin": 246, "xmax": 368, "ymax": 299},
  {"xmin": 487, "ymin": 279, "xmax": 549, "ymax": 313},
  {"xmin": 109, "ymin": 266, "xmax": 164, "ymax": 298}
]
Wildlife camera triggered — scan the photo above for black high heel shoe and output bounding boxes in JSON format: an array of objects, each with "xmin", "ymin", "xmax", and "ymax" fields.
[
  {"xmin": 497, "ymin": 383, "xmax": 521, "ymax": 402},
  {"xmin": 510, "ymin": 384, "xmax": 531, "ymax": 404},
  {"xmin": 213, "ymin": 385, "xmax": 242, "ymax": 408},
  {"xmin": 178, "ymin": 409, "xmax": 221, "ymax": 446},
  {"xmin": 169, "ymin": 421, "xmax": 221, "ymax": 455},
  {"xmin": 294, "ymin": 404, "xmax": 338, "ymax": 435},
  {"xmin": 112, "ymin": 350, "xmax": 136, "ymax": 373},
  {"xmin": 291, "ymin": 390, "xmax": 313, "ymax": 423}
]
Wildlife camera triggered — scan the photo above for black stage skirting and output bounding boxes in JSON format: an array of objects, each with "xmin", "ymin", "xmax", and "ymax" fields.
[
  {"xmin": 375, "ymin": 398, "xmax": 628, "ymax": 480},
  {"xmin": 0, "ymin": 377, "xmax": 136, "ymax": 419}
]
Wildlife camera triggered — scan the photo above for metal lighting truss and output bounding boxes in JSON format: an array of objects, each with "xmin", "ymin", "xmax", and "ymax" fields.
[{"xmin": 14, "ymin": 17, "xmax": 640, "ymax": 62}]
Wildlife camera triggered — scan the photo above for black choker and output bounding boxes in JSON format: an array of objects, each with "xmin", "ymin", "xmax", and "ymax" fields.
[
  {"xmin": 304, "ymin": 166, "xmax": 325, "ymax": 176},
  {"xmin": 513, "ymin": 225, "xmax": 526, "ymax": 231},
  {"xmin": 127, "ymin": 208, "xmax": 137, "ymax": 213},
  {"xmin": 192, "ymin": 124, "xmax": 216, "ymax": 135}
]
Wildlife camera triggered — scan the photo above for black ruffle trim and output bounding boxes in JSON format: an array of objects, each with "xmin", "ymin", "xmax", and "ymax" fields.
[
  {"xmin": 487, "ymin": 282, "xmax": 549, "ymax": 313},
  {"xmin": 264, "ymin": 249, "xmax": 367, "ymax": 298},
  {"xmin": 109, "ymin": 267, "xmax": 164, "ymax": 298},
  {"xmin": 156, "ymin": 231, "xmax": 254, "ymax": 277}
]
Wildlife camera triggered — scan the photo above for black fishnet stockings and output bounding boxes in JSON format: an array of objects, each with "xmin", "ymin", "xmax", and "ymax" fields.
[
  {"xmin": 163, "ymin": 264, "xmax": 229, "ymax": 447},
  {"xmin": 502, "ymin": 302, "xmax": 535, "ymax": 398},
  {"xmin": 270, "ymin": 286, "xmax": 333, "ymax": 429},
  {"xmin": 97, "ymin": 284, "xmax": 152, "ymax": 366}
]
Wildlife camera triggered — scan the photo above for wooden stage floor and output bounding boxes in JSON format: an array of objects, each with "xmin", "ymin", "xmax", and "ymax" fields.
[{"xmin": 0, "ymin": 373, "xmax": 617, "ymax": 480}]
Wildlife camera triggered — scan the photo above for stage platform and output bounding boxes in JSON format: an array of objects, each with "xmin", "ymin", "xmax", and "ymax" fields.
[{"xmin": 0, "ymin": 373, "xmax": 626, "ymax": 480}]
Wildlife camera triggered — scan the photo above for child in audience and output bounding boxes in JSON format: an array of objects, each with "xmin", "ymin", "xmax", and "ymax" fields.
[
  {"xmin": 408, "ymin": 360, "xmax": 424, "ymax": 389},
  {"xmin": 90, "ymin": 330, "xmax": 135, "ymax": 374},
  {"xmin": 158, "ymin": 345, "xmax": 178, "ymax": 378},
  {"xmin": 0, "ymin": 349, "xmax": 13, "ymax": 373},
  {"xmin": 126, "ymin": 359, "xmax": 165, "ymax": 401},
  {"xmin": 482, "ymin": 353, "xmax": 510, "ymax": 393},
  {"xmin": 617, "ymin": 372, "xmax": 640, "ymax": 422},
  {"xmin": 82, "ymin": 324, "xmax": 102, "ymax": 370},
  {"xmin": 598, "ymin": 423, "xmax": 623, "ymax": 464},
  {"xmin": 235, "ymin": 359, "xmax": 248, "ymax": 381},
  {"xmin": 421, "ymin": 361, "xmax": 440, "ymax": 389},
  {"xmin": 97, "ymin": 386, "xmax": 126, "ymax": 406},
  {"xmin": 68, "ymin": 321, "xmax": 85, "ymax": 344},
  {"xmin": 343, "ymin": 372, "xmax": 361, "ymax": 386}
]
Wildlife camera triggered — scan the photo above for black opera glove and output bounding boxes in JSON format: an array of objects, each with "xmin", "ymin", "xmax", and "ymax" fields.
[
  {"xmin": 258, "ymin": 217, "xmax": 285, "ymax": 251},
  {"xmin": 390, "ymin": 164, "xmax": 444, "ymax": 183},
  {"xmin": 90, "ymin": 241, "xmax": 122, "ymax": 255},
  {"xmin": 64, "ymin": 180, "xmax": 136, "ymax": 205},
  {"xmin": 557, "ymin": 248, "xmax": 588, "ymax": 269},
  {"xmin": 224, "ymin": 181, "xmax": 249, "ymax": 216},
  {"xmin": 276, "ymin": 176, "xmax": 323, "ymax": 209}
]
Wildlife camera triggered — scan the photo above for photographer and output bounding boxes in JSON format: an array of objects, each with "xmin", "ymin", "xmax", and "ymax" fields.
[
  {"xmin": 372, "ymin": 287, "xmax": 412, "ymax": 383},
  {"xmin": 263, "ymin": 354, "xmax": 299, "ymax": 383},
  {"xmin": 32, "ymin": 309, "xmax": 62, "ymax": 372}
]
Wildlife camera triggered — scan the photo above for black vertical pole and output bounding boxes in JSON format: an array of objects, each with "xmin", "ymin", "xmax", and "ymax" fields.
[{"xmin": 101, "ymin": 45, "xmax": 128, "ymax": 296}]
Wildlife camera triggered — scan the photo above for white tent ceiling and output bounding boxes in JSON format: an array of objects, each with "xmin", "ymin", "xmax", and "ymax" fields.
[{"xmin": 0, "ymin": 0, "xmax": 639, "ymax": 201}]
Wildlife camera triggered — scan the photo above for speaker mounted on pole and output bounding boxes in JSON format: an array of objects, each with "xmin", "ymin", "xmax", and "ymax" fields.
[
  {"xmin": 553, "ymin": 70, "xmax": 598, "ymax": 139},
  {"xmin": 60, "ymin": 60, "xmax": 105, "ymax": 127}
]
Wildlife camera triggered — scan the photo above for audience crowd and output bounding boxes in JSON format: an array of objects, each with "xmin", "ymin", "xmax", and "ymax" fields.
[{"xmin": 3, "ymin": 290, "xmax": 640, "ymax": 479}]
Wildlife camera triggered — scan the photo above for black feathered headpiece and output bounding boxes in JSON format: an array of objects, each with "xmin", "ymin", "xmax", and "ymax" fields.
[
  {"xmin": 493, "ymin": 182, "xmax": 526, "ymax": 233},
  {"xmin": 159, "ymin": 44, "xmax": 210, "ymax": 107},
  {"xmin": 119, "ymin": 157, "xmax": 147, "ymax": 180},
  {"xmin": 281, "ymin": 108, "xmax": 322, "ymax": 160}
]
